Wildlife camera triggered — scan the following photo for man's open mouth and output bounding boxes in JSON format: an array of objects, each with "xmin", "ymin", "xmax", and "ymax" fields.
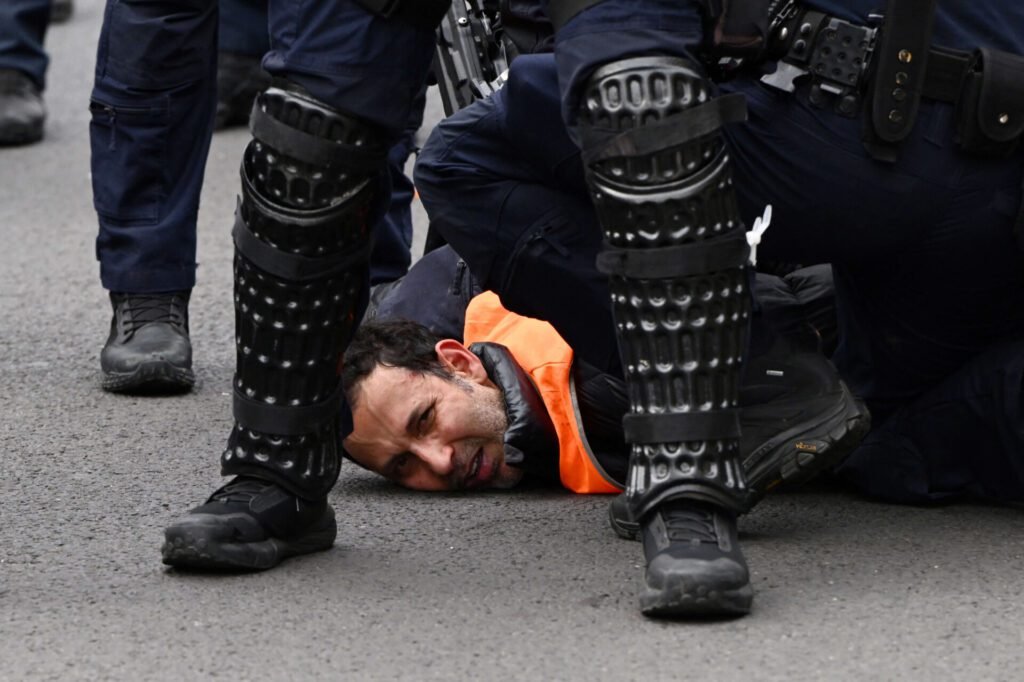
[{"xmin": 464, "ymin": 448, "xmax": 490, "ymax": 489}]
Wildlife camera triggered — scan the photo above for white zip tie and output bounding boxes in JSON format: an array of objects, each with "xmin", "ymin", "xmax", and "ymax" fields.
[{"xmin": 746, "ymin": 204, "xmax": 773, "ymax": 266}]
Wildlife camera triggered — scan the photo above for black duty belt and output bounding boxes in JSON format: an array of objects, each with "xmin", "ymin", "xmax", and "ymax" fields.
[
  {"xmin": 548, "ymin": 0, "xmax": 1024, "ymax": 161},
  {"xmin": 760, "ymin": 1, "xmax": 970, "ymax": 119},
  {"xmin": 756, "ymin": 0, "xmax": 1017, "ymax": 161}
]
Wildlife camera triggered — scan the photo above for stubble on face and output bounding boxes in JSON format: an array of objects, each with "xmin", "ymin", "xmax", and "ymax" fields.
[
  {"xmin": 449, "ymin": 376, "xmax": 522, "ymax": 490},
  {"xmin": 346, "ymin": 364, "xmax": 525, "ymax": 492}
]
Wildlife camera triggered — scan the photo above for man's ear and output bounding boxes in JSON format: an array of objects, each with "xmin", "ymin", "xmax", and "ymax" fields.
[{"xmin": 435, "ymin": 339, "xmax": 490, "ymax": 385}]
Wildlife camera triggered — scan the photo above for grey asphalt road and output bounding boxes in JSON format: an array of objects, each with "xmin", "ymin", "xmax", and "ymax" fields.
[{"xmin": 3, "ymin": 3, "xmax": 1024, "ymax": 680}]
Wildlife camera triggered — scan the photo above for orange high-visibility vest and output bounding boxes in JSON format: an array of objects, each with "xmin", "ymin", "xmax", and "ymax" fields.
[{"xmin": 463, "ymin": 292, "xmax": 622, "ymax": 494}]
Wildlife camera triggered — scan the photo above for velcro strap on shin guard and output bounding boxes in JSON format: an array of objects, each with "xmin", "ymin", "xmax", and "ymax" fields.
[
  {"xmin": 623, "ymin": 410, "xmax": 741, "ymax": 444},
  {"xmin": 232, "ymin": 209, "xmax": 371, "ymax": 282},
  {"xmin": 233, "ymin": 386, "xmax": 343, "ymax": 436},
  {"xmin": 597, "ymin": 232, "xmax": 750, "ymax": 279},
  {"xmin": 232, "ymin": 182, "xmax": 372, "ymax": 282},
  {"xmin": 581, "ymin": 94, "xmax": 747, "ymax": 166},
  {"xmin": 249, "ymin": 103, "xmax": 385, "ymax": 173}
]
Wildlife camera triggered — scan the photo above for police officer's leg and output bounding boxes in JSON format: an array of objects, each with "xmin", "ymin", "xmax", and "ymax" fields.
[
  {"xmin": 91, "ymin": 0, "xmax": 217, "ymax": 393},
  {"xmin": 219, "ymin": 0, "xmax": 268, "ymax": 56},
  {"xmin": 836, "ymin": 336, "xmax": 1024, "ymax": 504},
  {"xmin": 161, "ymin": 0, "xmax": 448, "ymax": 571},
  {"xmin": 416, "ymin": 55, "xmax": 622, "ymax": 375},
  {"xmin": 215, "ymin": 0, "xmax": 270, "ymax": 129},
  {"xmin": 0, "ymin": 0, "xmax": 49, "ymax": 145},
  {"xmin": 548, "ymin": 0, "xmax": 755, "ymax": 617},
  {"xmin": 371, "ymin": 82, "xmax": 428, "ymax": 286},
  {"xmin": 214, "ymin": 0, "xmax": 423, "ymax": 285},
  {"xmin": 420, "ymin": 51, "xmax": 868, "ymax": 551},
  {"xmin": 722, "ymin": 61, "xmax": 1024, "ymax": 505}
]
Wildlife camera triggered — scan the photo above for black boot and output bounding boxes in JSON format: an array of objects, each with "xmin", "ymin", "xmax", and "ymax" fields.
[
  {"xmin": 609, "ymin": 327, "xmax": 871, "ymax": 540},
  {"xmin": 0, "ymin": 70, "xmax": 45, "ymax": 146},
  {"xmin": 50, "ymin": 0, "xmax": 74, "ymax": 23},
  {"xmin": 162, "ymin": 477, "xmax": 336, "ymax": 570},
  {"xmin": 639, "ymin": 501, "xmax": 753, "ymax": 617},
  {"xmin": 101, "ymin": 291, "xmax": 194, "ymax": 393},
  {"xmin": 740, "ymin": 327, "xmax": 871, "ymax": 504},
  {"xmin": 214, "ymin": 52, "xmax": 271, "ymax": 130},
  {"xmin": 162, "ymin": 83, "xmax": 385, "ymax": 571}
]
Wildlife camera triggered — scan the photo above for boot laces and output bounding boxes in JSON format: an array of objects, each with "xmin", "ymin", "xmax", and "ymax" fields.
[
  {"xmin": 662, "ymin": 505, "xmax": 719, "ymax": 544},
  {"xmin": 118, "ymin": 293, "xmax": 186, "ymax": 335}
]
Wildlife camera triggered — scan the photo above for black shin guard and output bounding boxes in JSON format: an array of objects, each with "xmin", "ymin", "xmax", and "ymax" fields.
[
  {"xmin": 579, "ymin": 57, "xmax": 754, "ymax": 520},
  {"xmin": 222, "ymin": 84, "xmax": 388, "ymax": 499}
]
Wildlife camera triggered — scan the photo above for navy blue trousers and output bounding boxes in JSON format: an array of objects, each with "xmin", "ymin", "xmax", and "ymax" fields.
[
  {"xmin": 0, "ymin": 0, "xmax": 50, "ymax": 89},
  {"xmin": 91, "ymin": 0, "xmax": 433, "ymax": 293},
  {"xmin": 217, "ymin": 0, "xmax": 421, "ymax": 284},
  {"xmin": 219, "ymin": 0, "xmax": 269, "ymax": 57},
  {"xmin": 415, "ymin": 52, "xmax": 1024, "ymax": 505},
  {"xmin": 414, "ymin": 56, "xmax": 621, "ymax": 374}
]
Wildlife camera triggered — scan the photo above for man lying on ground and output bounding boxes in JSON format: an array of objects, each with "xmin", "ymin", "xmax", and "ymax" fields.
[{"xmin": 344, "ymin": 246, "xmax": 867, "ymax": 537}]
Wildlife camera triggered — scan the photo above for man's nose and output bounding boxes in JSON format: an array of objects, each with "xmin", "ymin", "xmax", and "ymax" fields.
[{"xmin": 414, "ymin": 442, "xmax": 455, "ymax": 476}]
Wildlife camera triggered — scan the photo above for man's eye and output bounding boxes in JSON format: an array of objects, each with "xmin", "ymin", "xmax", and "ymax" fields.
[{"xmin": 418, "ymin": 406, "xmax": 434, "ymax": 430}]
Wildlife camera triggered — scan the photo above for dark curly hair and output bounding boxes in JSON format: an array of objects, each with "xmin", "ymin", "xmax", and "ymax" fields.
[{"xmin": 342, "ymin": 318, "xmax": 455, "ymax": 408}]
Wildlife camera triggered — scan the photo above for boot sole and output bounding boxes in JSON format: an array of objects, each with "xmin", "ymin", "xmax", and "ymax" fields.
[
  {"xmin": 640, "ymin": 580, "xmax": 753, "ymax": 618},
  {"xmin": 0, "ymin": 120, "xmax": 44, "ymax": 146},
  {"xmin": 743, "ymin": 384, "xmax": 871, "ymax": 505},
  {"xmin": 102, "ymin": 360, "xmax": 195, "ymax": 394},
  {"xmin": 161, "ymin": 507, "xmax": 337, "ymax": 571}
]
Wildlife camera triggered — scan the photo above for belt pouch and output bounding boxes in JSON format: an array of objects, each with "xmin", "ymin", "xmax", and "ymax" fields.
[{"xmin": 956, "ymin": 48, "xmax": 1024, "ymax": 158}]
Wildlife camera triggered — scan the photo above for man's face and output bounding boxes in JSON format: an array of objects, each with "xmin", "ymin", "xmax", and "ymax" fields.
[{"xmin": 344, "ymin": 340, "xmax": 522, "ymax": 492}]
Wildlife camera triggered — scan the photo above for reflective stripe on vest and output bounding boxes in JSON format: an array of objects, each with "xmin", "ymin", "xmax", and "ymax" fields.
[{"xmin": 464, "ymin": 292, "xmax": 622, "ymax": 494}]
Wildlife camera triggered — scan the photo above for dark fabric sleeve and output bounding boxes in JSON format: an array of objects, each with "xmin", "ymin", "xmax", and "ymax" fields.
[
  {"xmin": 364, "ymin": 244, "xmax": 482, "ymax": 341},
  {"xmin": 571, "ymin": 359, "xmax": 629, "ymax": 487}
]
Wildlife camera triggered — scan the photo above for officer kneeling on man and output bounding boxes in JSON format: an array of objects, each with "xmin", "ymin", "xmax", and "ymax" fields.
[{"xmin": 341, "ymin": 246, "xmax": 869, "ymax": 615}]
